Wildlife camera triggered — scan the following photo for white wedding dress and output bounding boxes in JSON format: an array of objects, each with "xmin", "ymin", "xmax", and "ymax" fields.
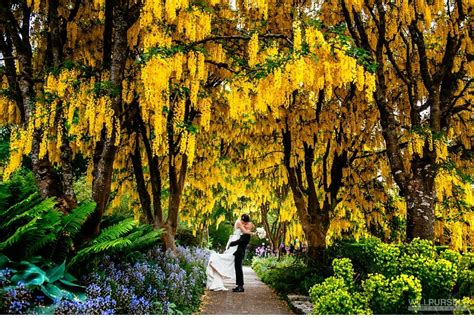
[{"xmin": 206, "ymin": 223, "xmax": 242, "ymax": 291}]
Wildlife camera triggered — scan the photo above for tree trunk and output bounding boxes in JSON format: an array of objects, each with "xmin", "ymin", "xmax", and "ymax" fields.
[
  {"xmin": 282, "ymin": 124, "xmax": 332, "ymax": 260},
  {"xmin": 30, "ymin": 131, "xmax": 64, "ymax": 199},
  {"xmin": 130, "ymin": 136, "xmax": 154, "ymax": 223},
  {"xmin": 1, "ymin": 3, "xmax": 77, "ymax": 212},
  {"xmin": 80, "ymin": 136, "xmax": 117, "ymax": 238},
  {"xmin": 303, "ymin": 221, "xmax": 329, "ymax": 260},
  {"xmin": 406, "ymin": 157, "xmax": 436, "ymax": 241},
  {"xmin": 79, "ymin": 0, "xmax": 129, "ymax": 239},
  {"xmin": 161, "ymin": 222, "xmax": 177, "ymax": 251},
  {"xmin": 165, "ymin": 155, "xmax": 188, "ymax": 250}
]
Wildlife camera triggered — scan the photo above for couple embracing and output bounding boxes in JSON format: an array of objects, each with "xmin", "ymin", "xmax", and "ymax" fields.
[{"xmin": 206, "ymin": 214, "xmax": 254, "ymax": 292}]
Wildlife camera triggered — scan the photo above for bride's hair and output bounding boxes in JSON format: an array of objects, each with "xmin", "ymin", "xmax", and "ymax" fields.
[{"xmin": 241, "ymin": 214, "xmax": 250, "ymax": 222}]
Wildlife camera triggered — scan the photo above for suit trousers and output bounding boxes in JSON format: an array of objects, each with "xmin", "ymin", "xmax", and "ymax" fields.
[{"xmin": 234, "ymin": 253, "xmax": 244, "ymax": 286}]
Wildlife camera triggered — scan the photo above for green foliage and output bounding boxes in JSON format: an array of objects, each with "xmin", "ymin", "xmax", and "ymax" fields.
[
  {"xmin": 73, "ymin": 176, "xmax": 92, "ymax": 203},
  {"xmin": 362, "ymin": 273, "xmax": 422, "ymax": 314},
  {"xmin": 252, "ymin": 256, "xmax": 324, "ymax": 295},
  {"xmin": 0, "ymin": 128, "xmax": 10, "ymax": 166},
  {"xmin": 372, "ymin": 242, "xmax": 401, "ymax": 277},
  {"xmin": 332, "ymin": 258, "xmax": 355, "ymax": 289},
  {"xmin": 311, "ymin": 289, "xmax": 370, "ymax": 314},
  {"xmin": 453, "ymin": 252, "xmax": 474, "ymax": 297},
  {"xmin": 0, "ymin": 169, "xmax": 37, "ymax": 212},
  {"xmin": 310, "ymin": 258, "xmax": 422, "ymax": 314},
  {"xmin": 70, "ymin": 217, "xmax": 163, "ymax": 268},
  {"xmin": 208, "ymin": 221, "xmax": 234, "ymax": 252},
  {"xmin": 0, "ymin": 190, "xmax": 95, "ymax": 262},
  {"xmin": 312, "ymin": 239, "xmax": 471, "ymax": 314},
  {"xmin": 453, "ymin": 297, "xmax": 474, "ymax": 314},
  {"xmin": 309, "ymin": 263, "xmax": 370, "ymax": 314},
  {"xmin": 1, "ymin": 255, "xmax": 85, "ymax": 303},
  {"xmin": 175, "ymin": 227, "xmax": 200, "ymax": 247}
]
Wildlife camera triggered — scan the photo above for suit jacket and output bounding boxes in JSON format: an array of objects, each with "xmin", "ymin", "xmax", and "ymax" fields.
[{"xmin": 229, "ymin": 233, "xmax": 250, "ymax": 258}]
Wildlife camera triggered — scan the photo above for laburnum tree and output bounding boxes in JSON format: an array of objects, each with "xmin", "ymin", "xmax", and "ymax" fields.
[
  {"xmin": 0, "ymin": 0, "xmax": 81, "ymax": 211},
  {"xmin": 217, "ymin": 3, "xmax": 385, "ymax": 256},
  {"xmin": 317, "ymin": 0, "xmax": 473, "ymax": 245},
  {"xmin": 0, "ymin": 0, "xmax": 142, "ymax": 240}
]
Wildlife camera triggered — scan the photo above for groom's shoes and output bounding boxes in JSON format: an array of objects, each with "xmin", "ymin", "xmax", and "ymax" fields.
[{"xmin": 232, "ymin": 286, "xmax": 244, "ymax": 292}]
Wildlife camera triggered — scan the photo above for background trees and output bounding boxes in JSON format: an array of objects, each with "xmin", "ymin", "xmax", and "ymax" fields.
[{"xmin": 318, "ymin": 0, "xmax": 473, "ymax": 244}]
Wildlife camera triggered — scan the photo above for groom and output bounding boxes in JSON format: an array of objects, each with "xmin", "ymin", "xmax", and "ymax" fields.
[{"xmin": 228, "ymin": 214, "xmax": 251, "ymax": 292}]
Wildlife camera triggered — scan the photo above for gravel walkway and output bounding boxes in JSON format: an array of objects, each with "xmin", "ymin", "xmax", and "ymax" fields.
[{"xmin": 199, "ymin": 266, "xmax": 294, "ymax": 315}]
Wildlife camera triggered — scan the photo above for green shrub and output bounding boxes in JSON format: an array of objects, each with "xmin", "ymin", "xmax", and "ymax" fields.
[
  {"xmin": 252, "ymin": 256, "xmax": 324, "ymax": 295},
  {"xmin": 401, "ymin": 238, "xmax": 437, "ymax": 259},
  {"xmin": 310, "ymin": 259, "xmax": 422, "ymax": 314},
  {"xmin": 309, "ymin": 275, "xmax": 370, "ymax": 314},
  {"xmin": 0, "ymin": 169, "xmax": 37, "ymax": 212},
  {"xmin": 453, "ymin": 297, "xmax": 473, "ymax": 314},
  {"xmin": 373, "ymin": 242, "xmax": 401, "ymax": 277},
  {"xmin": 368, "ymin": 238, "xmax": 462, "ymax": 301},
  {"xmin": 456, "ymin": 252, "xmax": 474, "ymax": 298},
  {"xmin": 421, "ymin": 259, "xmax": 457, "ymax": 299},
  {"xmin": 332, "ymin": 258, "xmax": 355, "ymax": 289},
  {"xmin": 175, "ymin": 227, "xmax": 200, "ymax": 247}
]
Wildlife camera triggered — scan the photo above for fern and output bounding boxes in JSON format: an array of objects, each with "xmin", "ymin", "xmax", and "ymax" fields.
[
  {"xmin": 61, "ymin": 201, "xmax": 96, "ymax": 237},
  {"xmin": 128, "ymin": 229, "xmax": 163, "ymax": 251},
  {"xmin": 69, "ymin": 219, "xmax": 163, "ymax": 267},
  {"xmin": 26, "ymin": 232, "xmax": 57, "ymax": 256},
  {"xmin": 0, "ymin": 189, "xmax": 96, "ymax": 263},
  {"xmin": 0, "ymin": 192, "xmax": 41, "ymax": 219},
  {"xmin": 3, "ymin": 197, "xmax": 56, "ymax": 228},
  {"xmin": 90, "ymin": 218, "xmax": 136, "ymax": 244},
  {"xmin": 70, "ymin": 238, "xmax": 133, "ymax": 266},
  {"xmin": 0, "ymin": 216, "xmax": 40, "ymax": 250}
]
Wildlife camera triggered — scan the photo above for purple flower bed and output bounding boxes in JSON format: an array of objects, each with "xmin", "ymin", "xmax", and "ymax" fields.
[
  {"xmin": 1, "ymin": 246, "xmax": 210, "ymax": 315},
  {"xmin": 0, "ymin": 269, "xmax": 48, "ymax": 314},
  {"xmin": 54, "ymin": 246, "xmax": 210, "ymax": 315}
]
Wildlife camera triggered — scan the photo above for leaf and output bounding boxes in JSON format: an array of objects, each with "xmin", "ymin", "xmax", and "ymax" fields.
[
  {"xmin": 63, "ymin": 272, "xmax": 78, "ymax": 282},
  {"xmin": 91, "ymin": 218, "xmax": 135, "ymax": 244},
  {"xmin": 59, "ymin": 278, "xmax": 83, "ymax": 288},
  {"xmin": 0, "ymin": 217, "xmax": 39, "ymax": 251},
  {"xmin": 41, "ymin": 284, "xmax": 64, "ymax": 300},
  {"xmin": 11, "ymin": 264, "xmax": 48, "ymax": 287},
  {"xmin": 0, "ymin": 254, "xmax": 11, "ymax": 267},
  {"xmin": 46, "ymin": 261, "xmax": 65, "ymax": 283},
  {"xmin": 62, "ymin": 201, "xmax": 96, "ymax": 236}
]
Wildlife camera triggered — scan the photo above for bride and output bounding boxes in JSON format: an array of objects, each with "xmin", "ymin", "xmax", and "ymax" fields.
[{"xmin": 206, "ymin": 215, "xmax": 253, "ymax": 291}]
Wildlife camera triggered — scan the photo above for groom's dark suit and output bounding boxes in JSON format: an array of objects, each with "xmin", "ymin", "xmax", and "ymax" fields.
[{"xmin": 229, "ymin": 233, "xmax": 251, "ymax": 287}]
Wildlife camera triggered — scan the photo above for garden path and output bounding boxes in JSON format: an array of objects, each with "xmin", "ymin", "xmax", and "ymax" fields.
[{"xmin": 199, "ymin": 266, "xmax": 294, "ymax": 315}]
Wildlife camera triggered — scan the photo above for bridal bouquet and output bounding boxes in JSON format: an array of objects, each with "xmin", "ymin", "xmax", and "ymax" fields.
[{"xmin": 256, "ymin": 227, "xmax": 266, "ymax": 239}]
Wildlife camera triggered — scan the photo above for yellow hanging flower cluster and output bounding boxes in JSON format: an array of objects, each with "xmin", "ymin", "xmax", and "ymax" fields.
[
  {"xmin": 143, "ymin": 25, "xmax": 172, "ymax": 50},
  {"xmin": 198, "ymin": 97, "xmax": 212, "ymax": 131},
  {"xmin": 248, "ymin": 33, "xmax": 259, "ymax": 67},
  {"xmin": 408, "ymin": 131, "xmax": 425, "ymax": 157},
  {"xmin": 0, "ymin": 78, "xmax": 20, "ymax": 125},
  {"xmin": 3, "ymin": 126, "xmax": 32, "ymax": 179},
  {"xmin": 140, "ymin": 55, "xmax": 172, "ymax": 150},
  {"xmin": 293, "ymin": 20, "xmax": 302, "ymax": 52},
  {"xmin": 176, "ymin": 8, "xmax": 212, "ymax": 41},
  {"xmin": 227, "ymin": 30, "xmax": 376, "ymax": 119},
  {"xmin": 284, "ymin": 221, "xmax": 304, "ymax": 246},
  {"xmin": 434, "ymin": 167, "xmax": 473, "ymax": 251}
]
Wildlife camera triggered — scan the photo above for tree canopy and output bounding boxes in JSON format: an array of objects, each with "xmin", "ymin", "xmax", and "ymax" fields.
[{"xmin": 0, "ymin": 0, "xmax": 472, "ymax": 254}]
